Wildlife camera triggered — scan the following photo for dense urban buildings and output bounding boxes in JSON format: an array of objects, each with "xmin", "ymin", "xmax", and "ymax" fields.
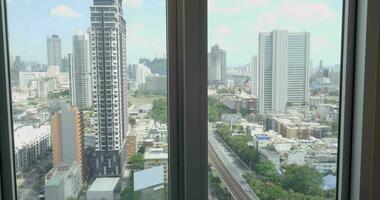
[
  {"xmin": 51, "ymin": 104, "xmax": 86, "ymax": 180},
  {"xmin": 14, "ymin": 125, "xmax": 51, "ymax": 173},
  {"xmin": 90, "ymin": 0, "xmax": 128, "ymax": 176},
  {"xmin": 139, "ymin": 57, "xmax": 167, "ymax": 75},
  {"xmin": 10, "ymin": 56, "xmax": 21, "ymax": 87},
  {"xmin": 47, "ymin": 34, "xmax": 62, "ymax": 68},
  {"xmin": 70, "ymin": 31, "xmax": 92, "ymax": 109},
  {"xmin": 208, "ymin": 44, "xmax": 227, "ymax": 84},
  {"xmin": 258, "ymin": 30, "xmax": 310, "ymax": 113}
]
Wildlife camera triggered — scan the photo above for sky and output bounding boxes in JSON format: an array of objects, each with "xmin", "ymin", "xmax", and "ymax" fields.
[{"xmin": 6, "ymin": 0, "xmax": 343, "ymax": 67}]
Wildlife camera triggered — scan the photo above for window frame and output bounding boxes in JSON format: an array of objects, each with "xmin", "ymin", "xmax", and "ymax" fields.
[{"xmin": 1, "ymin": 0, "xmax": 380, "ymax": 200}]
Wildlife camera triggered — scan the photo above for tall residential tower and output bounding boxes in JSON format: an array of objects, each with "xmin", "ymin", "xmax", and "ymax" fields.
[
  {"xmin": 90, "ymin": 0, "xmax": 128, "ymax": 176},
  {"xmin": 258, "ymin": 30, "xmax": 310, "ymax": 113},
  {"xmin": 47, "ymin": 34, "xmax": 62, "ymax": 68},
  {"xmin": 208, "ymin": 44, "xmax": 226, "ymax": 84},
  {"xmin": 70, "ymin": 31, "xmax": 92, "ymax": 109}
]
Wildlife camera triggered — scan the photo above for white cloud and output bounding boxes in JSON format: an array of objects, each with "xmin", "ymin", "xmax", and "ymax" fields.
[
  {"xmin": 248, "ymin": 0, "xmax": 267, "ymax": 6},
  {"xmin": 125, "ymin": 0, "xmax": 143, "ymax": 8},
  {"xmin": 209, "ymin": 0, "xmax": 241, "ymax": 14},
  {"xmin": 209, "ymin": 0, "xmax": 267, "ymax": 14},
  {"xmin": 214, "ymin": 25, "xmax": 232, "ymax": 34},
  {"xmin": 49, "ymin": 5, "xmax": 81, "ymax": 18},
  {"xmin": 281, "ymin": 0, "xmax": 337, "ymax": 20}
]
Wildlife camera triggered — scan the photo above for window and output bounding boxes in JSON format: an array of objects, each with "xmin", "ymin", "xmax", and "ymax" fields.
[
  {"xmin": 207, "ymin": 1, "xmax": 344, "ymax": 199},
  {"xmin": 3, "ymin": 0, "xmax": 168, "ymax": 199}
]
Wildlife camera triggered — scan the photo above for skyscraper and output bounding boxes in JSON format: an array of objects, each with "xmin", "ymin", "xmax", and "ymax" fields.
[
  {"xmin": 90, "ymin": 0, "xmax": 128, "ymax": 176},
  {"xmin": 251, "ymin": 55, "xmax": 259, "ymax": 97},
  {"xmin": 70, "ymin": 31, "xmax": 92, "ymax": 109},
  {"xmin": 61, "ymin": 55, "xmax": 70, "ymax": 73},
  {"xmin": 208, "ymin": 44, "xmax": 226, "ymax": 84},
  {"xmin": 51, "ymin": 104, "xmax": 86, "ymax": 181},
  {"xmin": 10, "ymin": 56, "xmax": 21, "ymax": 87},
  {"xmin": 258, "ymin": 30, "xmax": 310, "ymax": 113},
  {"xmin": 47, "ymin": 34, "xmax": 62, "ymax": 68}
]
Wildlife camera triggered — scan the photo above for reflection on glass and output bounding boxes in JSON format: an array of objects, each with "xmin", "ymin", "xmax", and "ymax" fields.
[
  {"xmin": 7, "ymin": 0, "xmax": 168, "ymax": 199},
  {"xmin": 208, "ymin": 0, "xmax": 342, "ymax": 199}
]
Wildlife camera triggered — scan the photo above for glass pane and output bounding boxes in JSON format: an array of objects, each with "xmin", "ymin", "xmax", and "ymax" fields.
[
  {"xmin": 208, "ymin": 0, "xmax": 343, "ymax": 199},
  {"xmin": 6, "ymin": 0, "xmax": 168, "ymax": 199}
]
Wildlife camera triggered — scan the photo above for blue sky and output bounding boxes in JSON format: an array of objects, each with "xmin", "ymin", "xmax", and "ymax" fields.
[{"xmin": 6, "ymin": 0, "xmax": 342, "ymax": 67}]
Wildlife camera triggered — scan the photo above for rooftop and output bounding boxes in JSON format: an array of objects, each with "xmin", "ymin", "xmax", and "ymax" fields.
[
  {"xmin": 144, "ymin": 148, "xmax": 168, "ymax": 160},
  {"xmin": 87, "ymin": 178, "xmax": 120, "ymax": 192},
  {"xmin": 255, "ymin": 134, "xmax": 271, "ymax": 140},
  {"xmin": 14, "ymin": 125, "xmax": 50, "ymax": 150},
  {"xmin": 45, "ymin": 161, "xmax": 80, "ymax": 186}
]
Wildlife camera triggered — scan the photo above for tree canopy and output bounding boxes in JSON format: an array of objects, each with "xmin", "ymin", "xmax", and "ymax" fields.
[{"xmin": 149, "ymin": 98, "xmax": 167, "ymax": 123}]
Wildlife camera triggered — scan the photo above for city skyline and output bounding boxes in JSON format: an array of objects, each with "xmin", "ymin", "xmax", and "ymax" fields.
[{"xmin": 6, "ymin": 0, "xmax": 342, "ymax": 66}]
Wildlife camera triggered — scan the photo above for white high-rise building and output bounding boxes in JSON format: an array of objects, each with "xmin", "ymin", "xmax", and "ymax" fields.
[
  {"xmin": 47, "ymin": 34, "xmax": 62, "ymax": 68},
  {"xmin": 135, "ymin": 64, "xmax": 152, "ymax": 86},
  {"xmin": 70, "ymin": 31, "xmax": 92, "ymax": 109},
  {"xmin": 251, "ymin": 55, "xmax": 259, "ymax": 97},
  {"xmin": 208, "ymin": 44, "xmax": 226, "ymax": 84},
  {"xmin": 90, "ymin": 0, "xmax": 128, "ymax": 176},
  {"xmin": 258, "ymin": 30, "xmax": 310, "ymax": 113}
]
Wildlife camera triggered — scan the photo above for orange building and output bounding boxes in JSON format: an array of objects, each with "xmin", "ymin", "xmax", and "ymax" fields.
[
  {"xmin": 51, "ymin": 104, "xmax": 86, "ymax": 181},
  {"xmin": 126, "ymin": 130, "xmax": 137, "ymax": 163}
]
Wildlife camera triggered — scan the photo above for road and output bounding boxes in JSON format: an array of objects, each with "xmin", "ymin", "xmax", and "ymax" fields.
[{"xmin": 208, "ymin": 128, "xmax": 260, "ymax": 200}]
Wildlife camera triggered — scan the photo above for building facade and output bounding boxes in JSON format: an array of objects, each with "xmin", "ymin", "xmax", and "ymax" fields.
[
  {"xmin": 14, "ymin": 125, "xmax": 51, "ymax": 173},
  {"xmin": 70, "ymin": 31, "xmax": 92, "ymax": 109},
  {"xmin": 258, "ymin": 30, "xmax": 310, "ymax": 113},
  {"xmin": 90, "ymin": 0, "xmax": 128, "ymax": 176},
  {"xmin": 208, "ymin": 44, "xmax": 226, "ymax": 84},
  {"xmin": 47, "ymin": 34, "xmax": 62, "ymax": 68},
  {"xmin": 51, "ymin": 104, "xmax": 86, "ymax": 180},
  {"xmin": 45, "ymin": 161, "xmax": 82, "ymax": 200}
]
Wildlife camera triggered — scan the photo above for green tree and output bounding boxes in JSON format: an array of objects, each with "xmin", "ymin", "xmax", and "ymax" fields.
[
  {"xmin": 149, "ymin": 98, "xmax": 167, "ymax": 123},
  {"xmin": 129, "ymin": 117, "xmax": 137, "ymax": 128},
  {"xmin": 256, "ymin": 160, "xmax": 277, "ymax": 181},
  {"xmin": 208, "ymin": 98, "xmax": 232, "ymax": 122},
  {"xmin": 281, "ymin": 164, "xmax": 323, "ymax": 196},
  {"xmin": 130, "ymin": 153, "xmax": 144, "ymax": 170}
]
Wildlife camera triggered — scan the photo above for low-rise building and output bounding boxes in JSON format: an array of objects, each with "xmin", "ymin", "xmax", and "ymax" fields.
[
  {"xmin": 264, "ymin": 116, "xmax": 332, "ymax": 139},
  {"xmin": 14, "ymin": 125, "xmax": 51, "ymax": 173},
  {"xmin": 221, "ymin": 113, "xmax": 242, "ymax": 125},
  {"xmin": 144, "ymin": 148, "xmax": 168, "ymax": 183},
  {"xmin": 222, "ymin": 94, "xmax": 258, "ymax": 113},
  {"xmin": 252, "ymin": 133, "xmax": 271, "ymax": 149},
  {"xmin": 87, "ymin": 178, "xmax": 121, "ymax": 200},
  {"xmin": 44, "ymin": 161, "xmax": 82, "ymax": 200}
]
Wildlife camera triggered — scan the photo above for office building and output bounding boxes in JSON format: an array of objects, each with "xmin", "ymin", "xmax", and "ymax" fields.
[
  {"xmin": 258, "ymin": 30, "xmax": 310, "ymax": 113},
  {"xmin": 45, "ymin": 161, "xmax": 82, "ymax": 200},
  {"xmin": 70, "ymin": 31, "xmax": 92, "ymax": 109},
  {"xmin": 47, "ymin": 34, "xmax": 62, "ymax": 68},
  {"xmin": 51, "ymin": 104, "xmax": 86, "ymax": 180},
  {"xmin": 90, "ymin": 0, "xmax": 128, "ymax": 176},
  {"xmin": 208, "ymin": 44, "xmax": 226, "ymax": 84}
]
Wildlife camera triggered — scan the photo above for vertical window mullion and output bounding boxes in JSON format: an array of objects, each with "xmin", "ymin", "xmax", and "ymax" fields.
[
  {"xmin": 168, "ymin": 0, "xmax": 208, "ymax": 199},
  {"xmin": 0, "ymin": 0, "xmax": 17, "ymax": 199}
]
